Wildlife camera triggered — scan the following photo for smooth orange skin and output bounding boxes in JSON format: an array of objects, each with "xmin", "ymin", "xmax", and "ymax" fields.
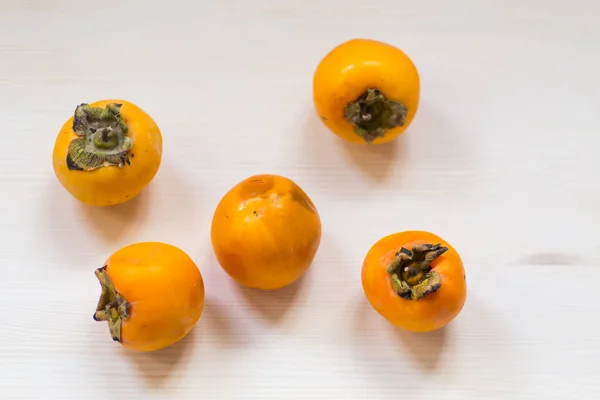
[
  {"xmin": 313, "ymin": 38, "xmax": 420, "ymax": 144},
  {"xmin": 52, "ymin": 99, "xmax": 162, "ymax": 207},
  {"xmin": 104, "ymin": 242, "xmax": 205, "ymax": 352},
  {"xmin": 211, "ymin": 174, "xmax": 322, "ymax": 290},
  {"xmin": 361, "ymin": 231, "xmax": 466, "ymax": 332}
]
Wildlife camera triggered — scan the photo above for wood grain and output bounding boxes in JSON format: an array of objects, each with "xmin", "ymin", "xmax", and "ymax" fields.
[{"xmin": 1, "ymin": 0, "xmax": 600, "ymax": 398}]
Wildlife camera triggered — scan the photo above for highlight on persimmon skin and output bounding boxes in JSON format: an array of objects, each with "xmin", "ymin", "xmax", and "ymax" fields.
[
  {"xmin": 313, "ymin": 38, "xmax": 420, "ymax": 145},
  {"xmin": 361, "ymin": 230, "xmax": 466, "ymax": 332},
  {"xmin": 93, "ymin": 242, "xmax": 205, "ymax": 352},
  {"xmin": 210, "ymin": 174, "xmax": 322, "ymax": 290}
]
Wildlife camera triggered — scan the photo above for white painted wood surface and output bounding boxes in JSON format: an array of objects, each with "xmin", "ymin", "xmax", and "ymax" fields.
[{"xmin": 1, "ymin": 1, "xmax": 599, "ymax": 399}]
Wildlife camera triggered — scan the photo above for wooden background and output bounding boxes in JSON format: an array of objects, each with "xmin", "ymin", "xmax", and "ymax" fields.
[{"xmin": 1, "ymin": 0, "xmax": 599, "ymax": 399}]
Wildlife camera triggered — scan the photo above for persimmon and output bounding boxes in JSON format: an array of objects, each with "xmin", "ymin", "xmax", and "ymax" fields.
[
  {"xmin": 361, "ymin": 231, "xmax": 466, "ymax": 332},
  {"xmin": 93, "ymin": 242, "xmax": 204, "ymax": 352},
  {"xmin": 52, "ymin": 99, "xmax": 162, "ymax": 207},
  {"xmin": 313, "ymin": 38, "xmax": 420, "ymax": 144},
  {"xmin": 211, "ymin": 174, "xmax": 321, "ymax": 290}
]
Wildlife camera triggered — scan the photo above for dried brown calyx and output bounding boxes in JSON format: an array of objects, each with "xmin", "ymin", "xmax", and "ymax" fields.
[
  {"xmin": 92, "ymin": 266, "xmax": 130, "ymax": 342},
  {"xmin": 386, "ymin": 244, "xmax": 448, "ymax": 300},
  {"xmin": 344, "ymin": 88, "xmax": 408, "ymax": 143}
]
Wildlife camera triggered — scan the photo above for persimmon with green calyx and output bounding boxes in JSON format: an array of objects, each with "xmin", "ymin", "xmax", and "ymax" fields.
[
  {"xmin": 93, "ymin": 242, "xmax": 204, "ymax": 352},
  {"xmin": 52, "ymin": 99, "xmax": 162, "ymax": 207},
  {"xmin": 313, "ymin": 38, "xmax": 420, "ymax": 144},
  {"xmin": 361, "ymin": 231, "xmax": 466, "ymax": 332},
  {"xmin": 211, "ymin": 174, "xmax": 322, "ymax": 290}
]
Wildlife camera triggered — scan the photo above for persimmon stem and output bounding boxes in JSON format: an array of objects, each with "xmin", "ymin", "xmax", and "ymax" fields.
[
  {"xmin": 344, "ymin": 88, "xmax": 408, "ymax": 143},
  {"xmin": 386, "ymin": 244, "xmax": 448, "ymax": 300},
  {"xmin": 93, "ymin": 266, "xmax": 130, "ymax": 343},
  {"xmin": 66, "ymin": 103, "xmax": 132, "ymax": 171}
]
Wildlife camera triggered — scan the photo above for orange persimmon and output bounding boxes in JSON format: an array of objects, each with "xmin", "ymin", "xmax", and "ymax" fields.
[
  {"xmin": 361, "ymin": 231, "xmax": 466, "ymax": 332},
  {"xmin": 211, "ymin": 174, "xmax": 322, "ymax": 290},
  {"xmin": 53, "ymin": 99, "xmax": 162, "ymax": 207},
  {"xmin": 93, "ymin": 242, "xmax": 205, "ymax": 352},
  {"xmin": 313, "ymin": 38, "xmax": 420, "ymax": 144}
]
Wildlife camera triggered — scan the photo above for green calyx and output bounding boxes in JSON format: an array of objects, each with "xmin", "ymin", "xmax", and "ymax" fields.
[
  {"xmin": 344, "ymin": 88, "xmax": 408, "ymax": 143},
  {"xmin": 66, "ymin": 103, "xmax": 132, "ymax": 171},
  {"xmin": 386, "ymin": 243, "xmax": 448, "ymax": 300},
  {"xmin": 93, "ymin": 266, "xmax": 130, "ymax": 343}
]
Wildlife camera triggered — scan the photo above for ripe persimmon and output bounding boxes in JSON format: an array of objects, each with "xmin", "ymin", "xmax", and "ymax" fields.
[
  {"xmin": 52, "ymin": 99, "xmax": 162, "ymax": 207},
  {"xmin": 313, "ymin": 38, "xmax": 420, "ymax": 144},
  {"xmin": 93, "ymin": 242, "xmax": 204, "ymax": 352},
  {"xmin": 211, "ymin": 174, "xmax": 322, "ymax": 290},
  {"xmin": 361, "ymin": 231, "xmax": 466, "ymax": 332}
]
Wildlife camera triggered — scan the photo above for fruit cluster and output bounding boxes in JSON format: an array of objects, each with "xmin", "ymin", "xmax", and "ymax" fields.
[{"xmin": 52, "ymin": 39, "xmax": 466, "ymax": 352}]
